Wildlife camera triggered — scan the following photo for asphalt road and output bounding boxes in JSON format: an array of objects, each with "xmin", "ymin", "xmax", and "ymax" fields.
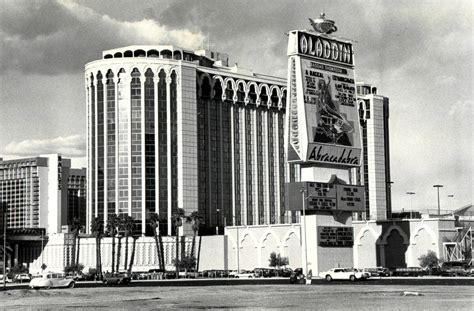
[{"xmin": 0, "ymin": 279, "xmax": 473, "ymax": 310}]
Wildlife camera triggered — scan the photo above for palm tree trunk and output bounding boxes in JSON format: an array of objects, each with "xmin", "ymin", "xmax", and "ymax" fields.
[
  {"xmin": 158, "ymin": 234, "xmax": 165, "ymax": 270},
  {"xmin": 98, "ymin": 238, "xmax": 102, "ymax": 279},
  {"xmin": 153, "ymin": 232, "xmax": 161, "ymax": 269},
  {"xmin": 123, "ymin": 235, "xmax": 129, "ymax": 271},
  {"xmin": 175, "ymin": 232, "xmax": 179, "ymax": 278},
  {"xmin": 111, "ymin": 236, "xmax": 116, "ymax": 273},
  {"xmin": 191, "ymin": 230, "xmax": 196, "ymax": 258},
  {"xmin": 116, "ymin": 237, "xmax": 122, "ymax": 273},
  {"xmin": 76, "ymin": 236, "xmax": 81, "ymax": 265},
  {"xmin": 95, "ymin": 237, "xmax": 100, "ymax": 276},
  {"xmin": 196, "ymin": 235, "xmax": 202, "ymax": 272},
  {"xmin": 71, "ymin": 234, "xmax": 77, "ymax": 266},
  {"xmin": 128, "ymin": 237, "xmax": 137, "ymax": 272}
]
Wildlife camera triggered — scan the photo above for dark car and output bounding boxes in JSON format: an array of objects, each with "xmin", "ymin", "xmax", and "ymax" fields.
[
  {"xmin": 289, "ymin": 268, "xmax": 304, "ymax": 284},
  {"xmin": 279, "ymin": 268, "xmax": 293, "ymax": 277},
  {"xmin": 441, "ymin": 261, "xmax": 470, "ymax": 276},
  {"xmin": 254, "ymin": 268, "xmax": 275, "ymax": 278},
  {"xmin": 102, "ymin": 273, "xmax": 131, "ymax": 285},
  {"xmin": 164, "ymin": 271, "xmax": 177, "ymax": 279}
]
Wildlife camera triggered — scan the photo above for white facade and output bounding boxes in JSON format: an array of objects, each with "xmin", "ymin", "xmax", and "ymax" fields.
[
  {"xmin": 85, "ymin": 46, "xmax": 289, "ymax": 235},
  {"xmin": 356, "ymin": 83, "xmax": 391, "ymax": 220}
]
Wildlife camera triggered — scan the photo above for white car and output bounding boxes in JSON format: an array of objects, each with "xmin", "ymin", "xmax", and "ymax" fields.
[
  {"xmin": 234, "ymin": 271, "xmax": 254, "ymax": 279},
  {"xmin": 319, "ymin": 268, "xmax": 367, "ymax": 282},
  {"xmin": 29, "ymin": 273, "xmax": 75, "ymax": 289}
]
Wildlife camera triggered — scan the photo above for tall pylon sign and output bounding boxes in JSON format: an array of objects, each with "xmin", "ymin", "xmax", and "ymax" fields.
[
  {"xmin": 284, "ymin": 14, "xmax": 364, "ymax": 276},
  {"xmin": 286, "ymin": 14, "xmax": 362, "ymax": 167}
]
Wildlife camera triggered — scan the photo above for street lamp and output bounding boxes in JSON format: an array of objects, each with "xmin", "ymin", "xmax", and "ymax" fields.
[
  {"xmin": 433, "ymin": 185, "xmax": 443, "ymax": 216},
  {"xmin": 300, "ymin": 187, "xmax": 322, "ymax": 277},
  {"xmin": 300, "ymin": 189, "xmax": 308, "ymax": 278},
  {"xmin": 233, "ymin": 215, "xmax": 240, "ymax": 274}
]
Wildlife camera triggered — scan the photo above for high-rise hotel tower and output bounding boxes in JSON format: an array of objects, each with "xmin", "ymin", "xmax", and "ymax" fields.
[{"xmin": 85, "ymin": 46, "xmax": 288, "ymax": 235}]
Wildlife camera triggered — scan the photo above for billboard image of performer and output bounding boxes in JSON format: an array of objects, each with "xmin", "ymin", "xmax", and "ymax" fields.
[{"xmin": 313, "ymin": 76, "xmax": 353, "ymax": 146}]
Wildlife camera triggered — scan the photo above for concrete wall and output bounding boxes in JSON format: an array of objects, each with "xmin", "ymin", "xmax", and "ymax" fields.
[
  {"xmin": 353, "ymin": 217, "xmax": 459, "ymax": 268},
  {"xmin": 225, "ymin": 224, "xmax": 302, "ymax": 271}
]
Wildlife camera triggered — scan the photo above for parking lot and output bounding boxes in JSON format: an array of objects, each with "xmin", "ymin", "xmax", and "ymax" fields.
[{"xmin": 0, "ymin": 282, "xmax": 473, "ymax": 310}]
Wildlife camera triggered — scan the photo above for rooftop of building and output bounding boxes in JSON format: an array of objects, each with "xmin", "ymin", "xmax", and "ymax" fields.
[{"xmin": 89, "ymin": 45, "xmax": 286, "ymax": 85}]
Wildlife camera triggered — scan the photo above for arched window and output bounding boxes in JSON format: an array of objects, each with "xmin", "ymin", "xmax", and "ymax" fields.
[
  {"xmin": 225, "ymin": 81, "xmax": 233, "ymax": 101},
  {"xmin": 173, "ymin": 51, "xmax": 182, "ymax": 60},
  {"xmin": 201, "ymin": 76, "xmax": 212, "ymax": 98},
  {"xmin": 259, "ymin": 86, "xmax": 268, "ymax": 106},
  {"xmin": 248, "ymin": 84, "xmax": 257, "ymax": 104},
  {"xmin": 270, "ymin": 88, "xmax": 279, "ymax": 107},
  {"xmin": 237, "ymin": 83, "xmax": 245, "ymax": 103},
  {"xmin": 104, "ymin": 54, "xmax": 113, "ymax": 59},
  {"xmin": 134, "ymin": 50, "xmax": 146, "ymax": 57},
  {"xmin": 113, "ymin": 52, "xmax": 123, "ymax": 58},
  {"xmin": 147, "ymin": 50, "xmax": 159, "ymax": 58},
  {"xmin": 213, "ymin": 79, "xmax": 222, "ymax": 100},
  {"xmin": 106, "ymin": 69, "xmax": 116, "ymax": 215},
  {"xmin": 161, "ymin": 50, "xmax": 172, "ymax": 59},
  {"xmin": 123, "ymin": 50, "xmax": 133, "ymax": 58}
]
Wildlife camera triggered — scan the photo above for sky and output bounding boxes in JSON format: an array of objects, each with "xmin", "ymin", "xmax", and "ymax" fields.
[{"xmin": 0, "ymin": 0, "xmax": 472, "ymax": 212}]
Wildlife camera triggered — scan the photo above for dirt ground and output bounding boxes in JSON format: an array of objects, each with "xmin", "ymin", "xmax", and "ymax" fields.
[{"xmin": 0, "ymin": 284, "xmax": 473, "ymax": 310}]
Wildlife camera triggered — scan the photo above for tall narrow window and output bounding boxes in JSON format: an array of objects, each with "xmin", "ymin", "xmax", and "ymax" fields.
[
  {"xmin": 106, "ymin": 70, "xmax": 116, "ymax": 216},
  {"xmin": 96, "ymin": 71, "xmax": 105, "ymax": 220}
]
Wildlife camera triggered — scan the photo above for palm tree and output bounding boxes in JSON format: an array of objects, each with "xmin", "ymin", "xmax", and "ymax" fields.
[
  {"xmin": 149, "ymin": 213, "xmax": 163, "ymax": 270},
  {"xmin": 105, "ymin": 214, "xmax": 118, "ymax": 273},
  {"xmin": 70, "ymin": 217, "xmax": 82, "ymax": 266},
  {"xmin": 173, "ymin": 208, "xmax": 185, "ymax": 278},
  {"xmin": 188, "ymin": 212, "xmax": 201, "ymax": 259},
  {"xmin": 122, "ymin": 215, "xmax": 135, "ymax": 271},
  {"xmin": 90, "ymin": 217, "xmax": 104, "ymax": 279},
  {"xmin": 115, "ymin": 216, "xmax": 125, "ymax": 272},
  {"xmin": 128, "ymin": 232, "xmax": 139, "ymax": 273}
]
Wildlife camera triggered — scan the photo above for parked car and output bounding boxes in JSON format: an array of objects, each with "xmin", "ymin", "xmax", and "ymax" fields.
[
  {"xmin": 29, "ymin": 273, "xmax": 75, "ymax": 289},
  {"xmin": 66, "ymin": 273, "xmax": 85, "ymax": 281},
  {"xmin": 319, "ymin": 268, "xmax": 367, "ymax": 282},
  {"xmin": 289, "ymin": 268, "xmax": 304, "ymax": 284},
  {"xmin": 393, "ymin": 267, "xmax": 425, "ymax": 277},
  {"xmin": 441, "ymin": 261, "xmax": 470, "ymax": 276},
  {"xmin": 362, "ymin": 267, "xmax": 390, "ymax": 277},
  {"xmin": 234, "ymin": 270, "xmax": 254, "ymax": 279},
  {"xmin": 254, "ymin": 268, "xmax": 275, "ymax": 278},
  {"xmin": 278, "ymin": 268, "xmax": 293, "ymax": 277},
  {"xmin": 14, "ymin": 274, "xmax": 31, "ymax": 283},
  {"xmin": 355, "ymin": 269, "xmax": 370, "ymax": 279},
  {"xmin": 102, "ymin": 272, "xmax": 131, "ymax": 285},
  {"xmin": 164, "ymin": 271, "xmax": 177, "ymax": 279}
]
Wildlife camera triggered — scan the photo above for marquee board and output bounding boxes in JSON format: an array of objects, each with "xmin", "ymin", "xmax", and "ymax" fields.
[
  {"xmin": 285, "ymin": 181, "xmax": 364, "ymax": 212},
  {"xmin": 285, "ymin": 30, "xmax": 362, "ymax": 167}
]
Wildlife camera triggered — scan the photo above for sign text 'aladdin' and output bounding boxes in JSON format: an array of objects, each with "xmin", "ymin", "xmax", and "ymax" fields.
[{"xmin": 298, "ymin": 32, "xmax": 353, "ymax": 66}]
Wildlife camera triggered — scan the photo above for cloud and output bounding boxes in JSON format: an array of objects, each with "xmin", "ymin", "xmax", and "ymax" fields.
[
  {"xmin": 4, "ymin": 135, "xmax": 86, "ymax": 157},
  {"xmin": 0, "ymin": 0, "xmax": 205, "ymax": 75}
]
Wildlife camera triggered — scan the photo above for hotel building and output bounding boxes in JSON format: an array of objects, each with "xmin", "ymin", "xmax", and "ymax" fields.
[
  {"xmin": 85, "ymin": 46, "xmax": 289, "ymax": 236},
  {"xmin": 0, "ymin": 155, "xmax": 87, "ymax": 234}
]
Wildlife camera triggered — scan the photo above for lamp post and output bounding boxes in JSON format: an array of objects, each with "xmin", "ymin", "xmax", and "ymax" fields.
[
  {"xmin": 299, "ymin": 187, "xmax": 322, "ymax": 277},
  {"xmin": 300, "ymin": 189, "xmax": 308, "ymax": 278},
  {"xmin": 233, "ymin": 215, "xmax": 240, "ymax": 274},
  {"xmin": 433, "ymin": 185, "xmax": 443, "ymax": 216}
]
